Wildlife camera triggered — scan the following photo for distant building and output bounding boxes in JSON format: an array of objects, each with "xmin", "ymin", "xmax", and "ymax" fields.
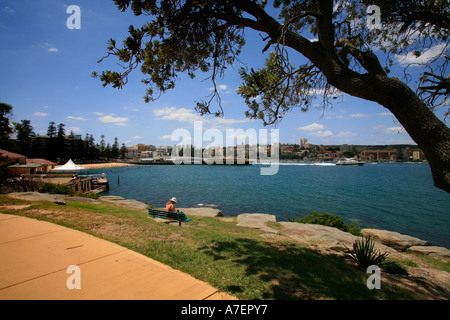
[
  {"xmin": 412, "ymin": 150, "xmax": 426, "ymax": 161},
  {"xmin": 26, "ymin": 159, "xmax": 57, "ymax": 173},
  {"xmin": 281, "ymin": 145, "xmax": 296, "ymax": 156},
  {"xmin": 125, "ymin": 147, "xmax": 139, "ymax": 159},
  {"xmin": 340, "ymin": 144, "xmax": 352, "ymax": 152},
  {"xmin": 0, "ymin": 149, "xmax": 56, "ymax": 174},
  {"xmin": 360, "ymin": 150, "xmax": 398, "ymax": 161},
  {"xmin": 300, "ymin": 138, "xmax": 308, "ymax": 148},
  {"xmin": 133, "ymin": 144, "xmax": 156, "ymax": 152},
  {"xmin": 1, "ymin": 149, "xmax": 27, "ymax": 170}
]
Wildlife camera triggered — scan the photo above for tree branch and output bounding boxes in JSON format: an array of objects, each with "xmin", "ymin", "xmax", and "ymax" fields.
[{"xmin": 335, "ymin": 38, "xmax": 386, "ymax": 76}]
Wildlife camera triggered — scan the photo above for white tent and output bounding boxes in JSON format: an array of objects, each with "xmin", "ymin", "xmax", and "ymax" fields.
[{"xmin": 52, "ymin": 159, "xmax": 87, "ymax": 172}]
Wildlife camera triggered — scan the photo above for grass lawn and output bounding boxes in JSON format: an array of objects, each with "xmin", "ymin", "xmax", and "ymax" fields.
[{"xmin": 0, "ymin": 194, "xmax": 431, "ymax": 300}]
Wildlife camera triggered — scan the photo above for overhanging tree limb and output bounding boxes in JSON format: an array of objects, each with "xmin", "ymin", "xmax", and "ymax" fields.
[{"xmin": 96, "ymin": 0, "xmax": 450, "ymax": 193}]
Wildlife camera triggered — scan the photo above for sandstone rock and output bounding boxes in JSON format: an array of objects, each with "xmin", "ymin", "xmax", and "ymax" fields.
[
  {"xmin": 63, "ymin": 196, "xmax": 101, "ymax": 204},
  {"xmin": 280, "ymin": 222, "xmax": 357, "ymax": 249},
  {"xmin": 362, "ymin": 229, "xmax": 431, "ymax": 251},
  {"xmin": 279, "ymin": 222, "xmax": 402, "ymax": 257},
  {"xmin": 407, "ymin": 246, "xmax": 450, "ymax": 259},
  {"xmin": 237, "ymin": 213, "xmax": 279, "ymax": 234},
  {"xmin": 99, "ymin": 195, "xmax": 149, "ymax": 210},
  {"xmin": 177, "ymin": 207, "xmax": 223, "ymax": 217},
  {"xmin": 8, "ymin": 192, "xmax": 65, "ymax": 203},
  {"xmin": 99, "ymin": 195, "xmax": 126, "ymax": 201}
]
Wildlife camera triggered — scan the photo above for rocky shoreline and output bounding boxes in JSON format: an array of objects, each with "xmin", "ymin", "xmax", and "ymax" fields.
[
  {"xmin": 6, "ymin": 192, "xmax": 449, "ymax": 259},
  {"xmin": 5, "ymin": 192, "xmax": 449, "ymax": 298}
]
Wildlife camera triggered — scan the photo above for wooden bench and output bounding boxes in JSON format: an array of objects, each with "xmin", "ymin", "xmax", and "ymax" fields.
[{"xmin": 148, "ymin": 208, "xmax": 192, "ymax": 226}]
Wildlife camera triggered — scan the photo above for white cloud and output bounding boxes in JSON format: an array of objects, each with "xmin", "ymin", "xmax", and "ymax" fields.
[
  {"xmin": 215, "ymin": 118, "xmax": 251, "ymax": 125},
  {"xmin": 153, "ymin": 106, "xmax": 251, "ymax": 126},
  {"xmin": 159, "ymin": 135, "xmax": 173, "ymax": 140},
  {"xmin": 295, "ymin": 123, "xmax": 325, "ymax": 131},
  {"xmin": 336, "ymin": 131, "xmax": 357, "ymax": 138},
  {"xmin": 67, "ymin": 116, "xmax": 89, "ymax": 121},
  {"xmin": 350, "ymin": 112, "xmax": 394, "ymax": 118},
  {"xmin": 310, "ymin": 130, "xmax": 333, "ymax": 137},
  {"xmin": 209, "ymin": 84, "xmax": 228, "ymax": 91},
  {"xmin": 350, "ymin": 113, "xmax": 369, "ymax": 118},
  {"xmin": 3, "ymin": 6, "xmax": 15, "ymax": 14},
  {"xmin": 97, "ymin": 115, "xmax": 129, "ymax": 126},
  {"xmin": 154, "ymin": 107, "xmax": 203, "ymax": 123},
  {"xmin": 33, "ymin": 112, "xmax": 49, "ymax": 117},
  {"xmin": 124, "ymin": 106, "xmax": 140, "ymax": 112},
  {"xmin": 371, "ymin": 124, "xmax": 387, "ymax": 129},
  {"xmin": 66, "ymin": 126, "xmax": 83, "ymax": 134},
  {"xmin": 395, "ymin": 43, "xmax": 448, "ymax": 66},
  {"xmin": 130, "ymin": 135, "xmax": 144, "ymax": 139},
  {"xmin": 382, "ymin": 126, "xmax": 405, "ymax": 134},
  {"xmin": 306, "ymin": 88, "xmax": 343, "ymax": 97},
  {"xmin": 38, "ymin": 43, "xmax": 58, "ymax": 53}
]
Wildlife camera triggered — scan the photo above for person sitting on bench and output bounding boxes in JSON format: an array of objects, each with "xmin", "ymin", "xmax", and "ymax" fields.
[{"xmin": 166, "ymin": 197, "xmax": 179, "ymax": 212}]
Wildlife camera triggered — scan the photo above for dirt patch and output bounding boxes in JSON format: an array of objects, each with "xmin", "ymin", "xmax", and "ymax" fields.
[{"xmin": 0, "ymin": 205, "xmax": 32, "ymax": 210}]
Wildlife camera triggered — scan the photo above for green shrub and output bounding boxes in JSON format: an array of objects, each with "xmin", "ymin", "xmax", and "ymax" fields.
[
  {"xmin": 40, "ymin": 183, "xmax": 73, "ymax": 195},
  {"xmin": 347, "ymin": 236, "xmax": 388, "ymax": 270},
  {"xmin": 380, "ymin": 259, "xmax": 409, "ymax": 275},
  {"xmin": 289, "ymin": 211, "xmax": 361, "ymax": 236}
]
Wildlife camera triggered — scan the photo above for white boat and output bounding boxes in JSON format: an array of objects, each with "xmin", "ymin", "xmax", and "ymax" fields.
[{"xmin": 336, "ymin": 158, "xmax": 365, "ymax": 166}]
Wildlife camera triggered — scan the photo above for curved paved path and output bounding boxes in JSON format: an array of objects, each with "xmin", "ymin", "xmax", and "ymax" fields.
[{"xmin": 0, "ymin": 213, "xmax": 235, "ymax": 300}]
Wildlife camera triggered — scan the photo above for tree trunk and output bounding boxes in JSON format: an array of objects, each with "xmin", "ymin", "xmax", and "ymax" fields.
[
  {"xmin": 334, "ymin": 73, "xmax": 450, "ymax": 193},
  {"xmin": 376, "ymin": 77, "xmax": 450, "ymax": 193}
]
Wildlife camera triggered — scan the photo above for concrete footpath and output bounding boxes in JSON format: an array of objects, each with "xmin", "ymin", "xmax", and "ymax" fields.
[{"xmin": 0, "ymin": 213, "xmax": 236, "ymax": 300}]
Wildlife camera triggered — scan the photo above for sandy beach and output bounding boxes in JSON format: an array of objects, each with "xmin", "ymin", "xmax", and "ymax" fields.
[{"xmin": 73, "ymin": 162, "xmax": 137, "ymax": 169}]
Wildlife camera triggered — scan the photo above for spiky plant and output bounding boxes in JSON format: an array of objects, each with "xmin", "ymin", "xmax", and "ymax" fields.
[{"xmin": 347, "ymin": 236, "xmax": 388, "ymax": 270}]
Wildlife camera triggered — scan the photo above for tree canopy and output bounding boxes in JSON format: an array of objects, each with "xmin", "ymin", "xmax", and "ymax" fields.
[{"xmin": 94, "ymin": 0, "xmax": 450, "ymax": 192}]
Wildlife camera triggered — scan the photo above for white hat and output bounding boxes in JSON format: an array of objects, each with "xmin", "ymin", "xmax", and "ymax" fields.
[{"xmin": 170, "ymin": 197, "xmax": 177, "ymax": 203}]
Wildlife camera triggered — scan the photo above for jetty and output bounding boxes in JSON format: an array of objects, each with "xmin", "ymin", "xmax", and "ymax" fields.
[{"xmin": 21, "ymin": 173, "xmax": 109, "ymax": 194}]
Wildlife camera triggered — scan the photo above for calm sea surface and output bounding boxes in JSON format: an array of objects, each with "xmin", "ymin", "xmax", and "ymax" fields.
[{"xmin": 89, "ymin": 162, "xmax": 450, "ymax": 248}]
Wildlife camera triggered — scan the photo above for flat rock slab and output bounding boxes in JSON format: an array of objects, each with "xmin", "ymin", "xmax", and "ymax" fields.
[
  {"xmin": 99, "ymin": 196, "xmax": 148, "ymax": 210},
  {"xmin": 236, "ymin": 213, "xmax": 279, "ymax": 234},
  {"xmin": 177, "ymin": 208, "xmax": 223, "ymax": 217},
  {"xmin": 279, "ymin": 222, "xmax": 401, "ymax": 257},
  {"xmin": 362, "ymin": 228, "xmax": 432, "ymax": 251},
  {"xmin": 280, "ymin": 222, "xmax": 357, "ymax": 248},
  {"xmin": 407, "ymin": 246, "xmax": 450, "ymax": 259},
  {"xmin": 8, "ymin": 192, "xmax": 65, "ymax": 203},
  {"xmin": 7, "ymin": 192, "xmax": 101, "ymax": 205}
]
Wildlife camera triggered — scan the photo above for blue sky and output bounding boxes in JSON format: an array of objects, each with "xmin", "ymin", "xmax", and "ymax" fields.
[{"xmin": 1, "ymin": 0, "xmax": 447, "ymax": 148}]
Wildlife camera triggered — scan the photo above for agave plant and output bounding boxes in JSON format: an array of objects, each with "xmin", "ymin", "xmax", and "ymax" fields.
[{"xmin": 347, "ymin": 236, "xmax": 388, "ymax": 270}]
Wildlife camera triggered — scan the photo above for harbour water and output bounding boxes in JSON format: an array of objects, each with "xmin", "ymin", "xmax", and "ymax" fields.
[{"xmin": 90, "ymin": 162, "xmax": 450, "ymax": 248}]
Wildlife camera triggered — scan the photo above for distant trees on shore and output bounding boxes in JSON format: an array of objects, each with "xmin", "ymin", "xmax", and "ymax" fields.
[{"xmin": 0, "ymin": 103, "xmax": 127, "ymax": 163}]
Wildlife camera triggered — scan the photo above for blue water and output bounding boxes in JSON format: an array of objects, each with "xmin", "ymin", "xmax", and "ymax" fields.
[{"xmin": 89, "ymin": 163, "xmax": 450, "ymax": 248}]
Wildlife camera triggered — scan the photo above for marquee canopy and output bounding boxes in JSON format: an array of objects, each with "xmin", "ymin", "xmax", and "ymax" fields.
[{"xmin": 52, "ymin": 159, "xmax": 87, "ymax": 172}]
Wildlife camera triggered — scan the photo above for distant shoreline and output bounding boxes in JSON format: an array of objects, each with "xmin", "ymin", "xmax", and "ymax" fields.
[{"xmin": 73, "ymin": 162, "xmax": 137, "ymax": 170}]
